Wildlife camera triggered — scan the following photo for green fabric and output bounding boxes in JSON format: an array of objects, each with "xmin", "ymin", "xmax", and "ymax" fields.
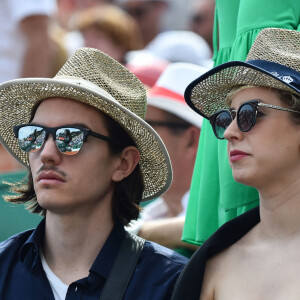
[
  {"xmin": 183, "ymin": 0, "xmax": 300, "ymax": 246},
  {"xmin": 0, "ymin": 171, "xmax": 42, "ymax": 241}
]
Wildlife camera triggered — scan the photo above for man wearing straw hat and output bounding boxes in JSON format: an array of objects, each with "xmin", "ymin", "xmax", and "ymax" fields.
[
  {"xmin": 128, "ymin": 62, "xmax": 207, "ymax": 256},
  {"xmin": 0, "ymin": 48, "xmax": 187, "ymax": 299}
]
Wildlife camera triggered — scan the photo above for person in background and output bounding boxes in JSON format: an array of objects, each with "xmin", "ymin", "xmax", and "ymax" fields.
[
  {"xmin": 0, "ymin": 47, "xmax": 187, "ymax": 299},
  {"xmin": 128, "ymin": 62, "xmax": 208, "ymax": 257},
  {"xmin": 189, "ymin": 0, "xmax": 215, "ymax": 53},
  {"xmin": 56, "ymin": 0, "xmax": 115, "ymax": 30},
  {"xmin": 0, "ymin": 0, "xmax": 56, "ymax": 83},
  {"xmin": 56, "ymin": 0, "xmax": 115, "ymax": 58},
  {"xmin": 70, "ymin": 4, "xmax": 143, "ymax": 63},
  {"xmin": 117, "ymin": 0, "xmax": 168, "ymax": 47},
  {"xmin": 172, "ymin": 27, "xmax": 300, "ymax": 300}
]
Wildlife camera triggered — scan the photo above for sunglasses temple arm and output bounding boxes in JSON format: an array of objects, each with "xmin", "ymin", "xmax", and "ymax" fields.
[{"xmin": 90, "ymin": 131, "xmax": 123, "ymax": 147}]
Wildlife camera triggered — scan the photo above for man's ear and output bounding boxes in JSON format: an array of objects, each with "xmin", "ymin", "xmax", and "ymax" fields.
[
  {"xmin": 112, "ymin": 146, "xmax": 140, "ymax": 182},
  {"xmin": 183, "ymin": 126, "xmax": 200, "ymax": 159}
]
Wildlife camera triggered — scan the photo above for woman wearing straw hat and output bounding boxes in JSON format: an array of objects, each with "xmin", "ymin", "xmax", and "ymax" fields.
[
  {"xmin": 172, "ymin": 28, "xmax": 300, "ymax": 300},
  {"xmin": 183, "ymin": 0, "xmax": 300, "ymax": 250},
  {"xmin": 0, "ymin": 48, "xmax": 187, "ymax": 299}
]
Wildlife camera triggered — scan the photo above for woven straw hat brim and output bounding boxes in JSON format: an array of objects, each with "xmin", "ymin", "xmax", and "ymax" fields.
[
  {"xmin": 0, "ymin": 77, "xmax": 172, "ymax": 201},
  {"xmin": 185, "ymin": 60, "xmax": 300, "ymax": 119}
]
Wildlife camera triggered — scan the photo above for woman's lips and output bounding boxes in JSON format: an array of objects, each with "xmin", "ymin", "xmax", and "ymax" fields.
[{"xmin": 229, "ymin": 150, "xmax": 250, "ymax": 162}]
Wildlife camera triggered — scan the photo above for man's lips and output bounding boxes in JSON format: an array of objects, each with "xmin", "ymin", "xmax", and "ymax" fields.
[
  {"xmin": 229, "ymin": 150, "xmax": 250, "ymax": 162},
  {"xmin": 37, "ymin": 171, "xmax": 66, "ymax": 183}
]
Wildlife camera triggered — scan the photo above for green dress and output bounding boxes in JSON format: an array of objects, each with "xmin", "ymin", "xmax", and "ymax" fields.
[{"xmin": 182, "ymin": 0, "xmax": 300, "ymax": 246}]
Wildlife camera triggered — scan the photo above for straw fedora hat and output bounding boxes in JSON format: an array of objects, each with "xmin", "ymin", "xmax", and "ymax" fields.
[
  {"xmin": 185, "ymin": 28, "xmax": 300, "ymax": 119},
  {"xmin": 0, "ymin": 47, "xmax": 172, "ymax": 201},
  {"xmin": 147, "ymin": 62, "xmax": 209, "ymax": 129}
]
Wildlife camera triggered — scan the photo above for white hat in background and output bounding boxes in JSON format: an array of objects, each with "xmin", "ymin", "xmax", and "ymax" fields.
[
  {"xmin": 146, "ymin": 30, "xmax": 213, "ymax": 68},
  {"xmin": 126, "ymin": 30, "xmax": 213, "ymax": 69},
  {"xmin": 147, "ymin": 62, "xmax": 209, "ymax": 129}
]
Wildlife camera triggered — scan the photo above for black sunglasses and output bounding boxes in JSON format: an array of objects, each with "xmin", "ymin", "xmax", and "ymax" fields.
[
  {"xmin": 14, "ymin": 124, "xmax": 121, "ymax": 155},
  {"xmin": 209, "ymin": 99, "xmax": 300, "ymax": 140}
]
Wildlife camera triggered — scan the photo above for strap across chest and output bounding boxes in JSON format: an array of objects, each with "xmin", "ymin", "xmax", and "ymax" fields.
[{"xmin": 99, "ymin": 231, "xmax": 145, "ymax": 300}]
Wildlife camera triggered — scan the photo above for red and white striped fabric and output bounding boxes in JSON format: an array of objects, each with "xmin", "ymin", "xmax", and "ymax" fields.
[{"xmin": 147, "ymin": 62, "xmax": 208, "ymax": 129}]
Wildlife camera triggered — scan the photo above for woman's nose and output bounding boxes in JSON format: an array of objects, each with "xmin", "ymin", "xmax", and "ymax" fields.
[{"xmin": 223, "ymin": 117, "xmax": 243, "ymax": 142}]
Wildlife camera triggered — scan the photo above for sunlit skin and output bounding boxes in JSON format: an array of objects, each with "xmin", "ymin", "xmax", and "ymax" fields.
[
  {"xmin": 224, "ymin": 87, "xmax": 300, "ymax": 194},
  {"xmin": 199, "ymin": 87, "xmax": 300, "ymax": 300}
]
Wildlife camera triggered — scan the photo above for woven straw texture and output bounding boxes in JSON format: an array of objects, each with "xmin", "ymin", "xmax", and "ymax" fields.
[
  {"xmin": 188, "ymin": 28, "xmax": 300, "ymax": 118},
  {"xmin": 0, "ymin": 48, "xmax": 172, "ymax": 201}
]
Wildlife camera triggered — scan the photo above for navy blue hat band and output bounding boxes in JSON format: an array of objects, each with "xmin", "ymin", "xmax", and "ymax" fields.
[
  {"xmin": 185, "ymin": 28, "xmax": 300, "ymax": 119},
  {"xmin": 247, "ymin": 60, "xmax": 300, "ymax": 94}
]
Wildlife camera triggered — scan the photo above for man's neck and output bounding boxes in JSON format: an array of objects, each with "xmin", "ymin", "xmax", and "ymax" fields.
[{"xmin": 42, "ymin": 208, "xmax": 114, "ymax": 285}]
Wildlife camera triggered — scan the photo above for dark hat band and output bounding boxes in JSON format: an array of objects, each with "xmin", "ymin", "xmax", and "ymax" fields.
[
  {"xmin": 185, "ymin": 60, "xmax": 300, "ymax": 119},
  {"xmin": 247, "ymin": 60, "xmax": 300, "ymax": 94}
]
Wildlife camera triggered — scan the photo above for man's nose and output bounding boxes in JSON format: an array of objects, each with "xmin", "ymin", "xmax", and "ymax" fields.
[{"xmin": 39, "ymin": 134, "xmax": 62, "ymax": 165}]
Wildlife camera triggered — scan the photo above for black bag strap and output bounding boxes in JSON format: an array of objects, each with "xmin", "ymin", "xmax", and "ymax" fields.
[{"xmin": 99, "ymin": 231, "xmax": 145, "ymax": 300}]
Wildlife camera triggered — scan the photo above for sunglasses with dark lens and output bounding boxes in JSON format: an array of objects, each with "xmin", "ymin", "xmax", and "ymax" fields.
[
  {"xmin": 209, "ymin": 99, "xmax": 300, "ymax": 140},
  {"xmin": 14, "ymin": 124, "xmax": 121, "ymax": 155}
]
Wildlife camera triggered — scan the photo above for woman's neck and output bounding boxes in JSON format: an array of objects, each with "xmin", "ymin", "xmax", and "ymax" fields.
[{"xmin": 258, "ymin": 178, "xmax": 300, "ymax": 241}]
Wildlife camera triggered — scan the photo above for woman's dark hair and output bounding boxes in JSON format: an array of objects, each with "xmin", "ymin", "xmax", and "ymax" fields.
[{"xmin": 5, "ymin": 111, "xmax": 144, "ymax": 226}]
